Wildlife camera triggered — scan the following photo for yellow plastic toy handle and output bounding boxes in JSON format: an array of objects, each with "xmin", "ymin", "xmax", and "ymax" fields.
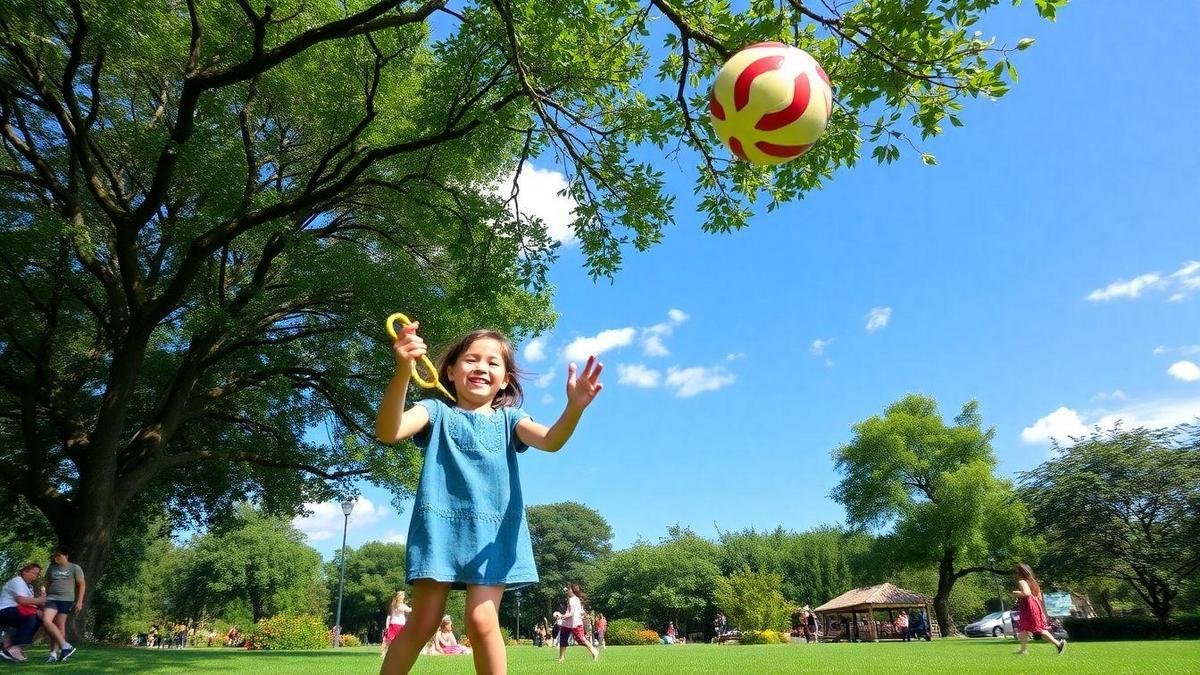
[{"xmin": 385, "ymin": 312, "xmax": 456, "ymax": 401}]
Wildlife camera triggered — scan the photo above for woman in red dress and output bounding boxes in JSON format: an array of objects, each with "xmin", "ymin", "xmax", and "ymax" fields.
[{"xmin": 1012, "ymin": 563, "xmax": 1065, "ymax": 655}]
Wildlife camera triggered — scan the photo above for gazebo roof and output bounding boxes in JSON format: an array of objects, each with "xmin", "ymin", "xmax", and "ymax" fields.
[{"xmin": 813, "ymin": 583, "xmax": 932, "ymax": 613}]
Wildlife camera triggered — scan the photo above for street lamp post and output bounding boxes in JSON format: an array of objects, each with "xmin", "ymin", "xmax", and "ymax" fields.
[{"xmin": 333, "ymin": 499, "xmax": 355, "ymax": 647}]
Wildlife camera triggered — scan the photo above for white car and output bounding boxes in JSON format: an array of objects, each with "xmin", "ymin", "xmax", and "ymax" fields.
[{"xmin": 963, "ymin": 610, "xmax": 1014, "ymax": 637}]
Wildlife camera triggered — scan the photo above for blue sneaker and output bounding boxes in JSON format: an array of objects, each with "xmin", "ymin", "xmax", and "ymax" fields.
[{"xmin": 60, "ymin": 645, "xmax": 78, "ymax": 661}]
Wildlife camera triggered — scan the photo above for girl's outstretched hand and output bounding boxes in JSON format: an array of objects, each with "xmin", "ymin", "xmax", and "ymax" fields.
[
  {"xmin": 391, "ymin": 320, "xmax": 427, "ymax": 366},
  {"xmin": 566, "ymin": 355, "xmax": 603, "ymax": 410}
]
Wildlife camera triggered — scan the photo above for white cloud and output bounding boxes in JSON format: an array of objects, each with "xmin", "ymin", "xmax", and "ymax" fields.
[
  {"xmin": 1091, "ymin": 389, "xmax": 1127, "ymax": 402},
  {"xmin": 382, "ymin": 531, "xmax": 407, "ymax": 545},
  {"xmin": 617, "ymin": 363, "xmax": 661, "ymax": 388},
  {"xmin": 725, "ymin": 353, "xmax": 746, "ymax": 361},
  {"xmin": 810, "ymin": 338, "xmax": 834, "ymax": 357},
  {"xmin": 1153, "ymin": 345, "xmax": 1168, "ymax": 356},
  {"xmin": 641, "ymin": 309, "xmax": 689, "ymax": 355},
  {"xmin": 523, "ymin": 335, "xmax": 550, "ymax": 363},
  {"xmin": 1087, "ymin": 261, "xmax": 1200, "ymax": 303},
  {"xmin": 540, "ymin": 393, "xmax": 554, "ymax": 405},
  {"xmin": 1185, "ymin": 346, "xmax": 1200, "ymax": 356},
  {"xmin": 664, "ymin": 365, "xmax": 735, "ymax": 398},
  {"xmin": 1168, "ymin": 360, "xmax": 1200, "ymax": 382},
  {"xmin": 1021, "ymin": 407, "xmax": 1090, "ymax": 445},
  {"xmin": 1086, "ymin": 273, "xmax": 1162, "ymax": 301},
  {"xmin": 562, "ymin": 328, "xmax": 635, "ymax": 362},
  {"xmin": 1172, "ymin": 260, "xmax": 1200, "ymax": 278},
  {"xmin": 865, "ymin": 307, "xmax": 892, "ymax": 333},
  {"xmin": 492, "ymin": 165, "xmax": 578, "ymax": 244},
  {"xmin": 293, "ymin": 497, "xmax": 390, "ymax": 543},
  {"xmin": 643, "ymin": 335, "xmax": 669, "ymax": 357},
  {"xmin": 1022, "ymin": 398, "xmax": 1200, "ymax": 446},
  {"xmin": 535, "ymin": 370, "xmax": 556, "ymax": 388}
]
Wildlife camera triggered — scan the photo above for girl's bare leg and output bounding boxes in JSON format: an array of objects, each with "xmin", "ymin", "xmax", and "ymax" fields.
[
  {"xmin": 1038, "ymin": 629, "xmax": 1063, "ymax": 651},
  {"xmin": 464, "ymin": 585, "xmax": 506, "ymax": 675},
  {"xmin": 1016, "ymin": 630, "xmax": 1029, "ymax": 654},
  {"xmin": 380, "ymin": 580, "xmax": 450, "ymax": 675}
]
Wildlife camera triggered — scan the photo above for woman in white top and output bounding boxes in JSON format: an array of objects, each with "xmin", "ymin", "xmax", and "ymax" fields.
[
  {"xmin": 0, "ymin": 563, "xmax": 46, "ymax": 663},
  {"xmin": 557, "ymin": 583, "xmax": 599, "ymax": 663},
  {"xmin": 381, "ymin": 590, "xmax": 412, "ymax": 656}
]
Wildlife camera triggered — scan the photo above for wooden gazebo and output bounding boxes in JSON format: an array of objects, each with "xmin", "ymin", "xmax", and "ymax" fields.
[{"xmin": 813, "ymin": 583, "xmax": 940, "ymax": 642}]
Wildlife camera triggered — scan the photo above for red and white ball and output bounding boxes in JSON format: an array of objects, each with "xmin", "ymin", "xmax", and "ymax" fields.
[{"xmin": 708, "ymin": 42, "xmax": 832, "ymax": 166}]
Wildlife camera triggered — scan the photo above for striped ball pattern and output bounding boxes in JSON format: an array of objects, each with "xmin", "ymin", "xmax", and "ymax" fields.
[{"xmin": 708, "ymin": 42, "xmax": 832, "ymax": 166}]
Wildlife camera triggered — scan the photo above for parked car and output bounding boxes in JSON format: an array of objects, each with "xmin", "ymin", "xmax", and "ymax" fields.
[{"xmin": 964, "ymin": 611, "xmax": 1015, "ymax": 637}]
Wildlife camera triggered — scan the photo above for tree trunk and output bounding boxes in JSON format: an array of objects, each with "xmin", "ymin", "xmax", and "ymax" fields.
[
  {"xmin": 60, "ymin": 504, "xmax": 118, "ymax": 643},
  {"xmin": 1098, "ymin": 589, "xmax": 1113, "ymax": 617},
  {"xmin": 934, "ymin": 553, "xmax": 957, "ymax": 636}
]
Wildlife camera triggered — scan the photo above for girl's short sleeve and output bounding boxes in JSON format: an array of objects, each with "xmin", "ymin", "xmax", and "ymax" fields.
[
  {"xmin": 411, "ymin": 398, "xmax": 442, "ymax": 451},
  {"xmin": 507, "ymin": 406, "xmax": 532, "ymax": 453}
]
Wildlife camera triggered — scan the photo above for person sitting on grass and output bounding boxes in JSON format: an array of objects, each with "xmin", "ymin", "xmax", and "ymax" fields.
[
  {"xmin": 433, "ymin": 616, "xmax": 472, "ymax": 655},
  {"xmin": 0, "ymin": 563, "xmax": 46, "ymax": 663}
]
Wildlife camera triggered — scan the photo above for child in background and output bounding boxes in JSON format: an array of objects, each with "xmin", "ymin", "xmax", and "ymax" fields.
[
  {"xmin": 1012, "ymin": 563, "xmax": 1066, "ymax": 655},
  {"xmin": 381, "ymin": 591, "xmax": 411, "ymax": 656},
  {"xmin": 377, "ymin": 323, "xmax": 604, "ymax": 674},
  {"xmin": 558, "ymin": 583, "xmax": 599, "ymax": 662}
]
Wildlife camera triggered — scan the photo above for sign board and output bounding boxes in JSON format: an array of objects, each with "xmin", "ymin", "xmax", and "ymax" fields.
[{"xmin": 1043, "ymin": 592, "xmax": 1073, "ymax": 617}]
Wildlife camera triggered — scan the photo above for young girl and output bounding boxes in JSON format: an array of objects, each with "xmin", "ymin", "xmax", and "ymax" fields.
[
  {"xmin": 558, "ymin": 583, "xmax": 599, "ymax": 662},
  {"xmin": 376, "ymin": 323, "xmax": 603, "ymax": 675},
  {"xmin": 434, "ymin": 616, "xmax": 471, "ymax": 655},
  {"xmin": 1012, "ymin": 563, "xmax": 1066, "ymax": 655},
  {"xmin": 381, "ymin": 591, "xmax": 411, "ymax": 656}
]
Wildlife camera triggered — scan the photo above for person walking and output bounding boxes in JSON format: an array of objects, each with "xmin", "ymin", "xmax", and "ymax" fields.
[
  {"xmin": 595, "ymin": 613, "xmax": 607, "ymax": 649},
  {"xmin": 41, "ymin": 547, "xmax": 85, "ymax": 662},
  {"xmin": 557, "ymin": 584, "xmax": 599, "ymax": 663},
  {"xmin": 381, "ymin": 591, "xmax": 412, "ymax": 656},
  {"xmin": 1012, "ymin": 563, "xmax": 1066, "ymax": 655}
]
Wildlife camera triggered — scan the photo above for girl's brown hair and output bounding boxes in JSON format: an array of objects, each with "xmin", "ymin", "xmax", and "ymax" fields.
[
  {"xmin": 1014, "ymin": 563, "xmax": 1042, "ymax": 597},
  {"xmin": 568, "ymin": 582, "xmax": 587, "ymax": 605},
  {"xmin": 389, "ymin": 590, "xmax": 406, "ymax": 612},
  {"xmin": 435, "ymin": 329, "xmax": 524, "ymax": 408}
]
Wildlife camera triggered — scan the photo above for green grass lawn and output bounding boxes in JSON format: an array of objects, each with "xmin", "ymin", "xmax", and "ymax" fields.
[{"xmin": 16, "ymin": 639, "xmax": 1199, "ymax": 674}]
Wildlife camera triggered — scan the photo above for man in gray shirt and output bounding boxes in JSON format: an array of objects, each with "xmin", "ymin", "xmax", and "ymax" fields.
[{"xmin": 43, "ymin": 547, "xmax": 85, "ymax": 663}]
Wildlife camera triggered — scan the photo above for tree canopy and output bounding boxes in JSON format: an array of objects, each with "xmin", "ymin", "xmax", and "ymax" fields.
[
  {"xmin": 1019, "ymin": 424, "xmax": 1200, "ymax": 625},
  {"xmin": 0, "ymin": 0, "xmax": 1064, "ymax": 631}
]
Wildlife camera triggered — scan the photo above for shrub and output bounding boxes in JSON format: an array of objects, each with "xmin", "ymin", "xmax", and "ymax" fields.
[
  {"xmin": 243, "ymin": 614, "xmax": 330, "ymax": 650},
  {"xmin": 1061, "ymin": 616, "xmax": 1200, "ymax": 641},
  {"xmin": 605, "ymin": 619, "xmax": 660, "ymax": 645},
  {"xmin": 737, "ymin": 629, "xmax": 788, "ymax": 645},
  {"xmin": 340, "ymin": 634, "xmax": 362, "ymax": 648},
  {"xmin": 638, "ymin": 629, "xmax": 661, "ymax": 644},
  {"xmin": 714, "ymin": 567, "xmax": 789, "ymax": 632}
]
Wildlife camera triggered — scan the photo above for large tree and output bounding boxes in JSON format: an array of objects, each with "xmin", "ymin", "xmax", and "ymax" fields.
[
  {"xmin": 1019, "ymin": 424, "xmax": 1200, "ymax": 626},
  {"xmin": 178, "ymin": 505, "xmax": 327, "ymax": 623},
  {"xmin": 524, "ymin": 502, "xmax": 612, "ymax": 621},
  {"xmin": 0, "ymin": 0, "xmax": 1063, "ymax": 633},
  {"xmin": 832, "ymin": 395, "xmax": 1035, "ymax": 635}
]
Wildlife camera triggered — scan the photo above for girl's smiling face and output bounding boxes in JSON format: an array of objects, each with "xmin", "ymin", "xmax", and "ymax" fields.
[{"xmin": 449, "ymin": 337, "xmax": 509, "ymax": 407}]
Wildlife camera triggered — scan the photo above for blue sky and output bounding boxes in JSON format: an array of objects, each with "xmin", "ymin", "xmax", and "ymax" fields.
[{"xmin": 295, "ymin": 2, "xmax": 1200, "ymax": 557}]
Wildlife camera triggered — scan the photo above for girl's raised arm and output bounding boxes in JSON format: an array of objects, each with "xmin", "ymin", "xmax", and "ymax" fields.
[
  {"xmin": 517, "ymin": 356, "xmax": 603, "ymax": 451},
  {"xmin": 375, "ymin": 321, "xmax": 431, "ymax": 443}
]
